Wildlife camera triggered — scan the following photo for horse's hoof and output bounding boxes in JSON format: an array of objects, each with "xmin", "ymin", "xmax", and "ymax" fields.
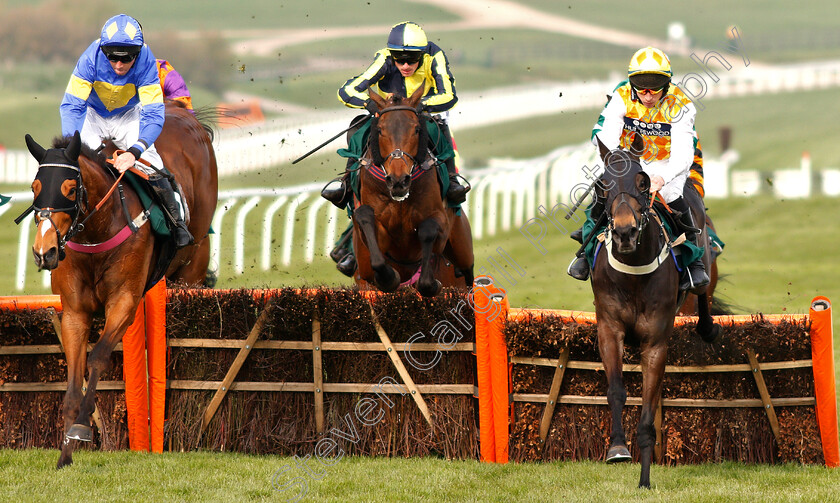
[
  {"xmin": 65, "ymin": 424, "xmax": 93, "ymax": 442},
  {"xmin": 699, "ymin": 323, "xmax": 721, "ymax": 343},
  {"xmin": 56, "ymin": 457, "xmax": 73, "ymax": 470},
  {"xmin": 606, "ymin": 445, "xmax": 631, "ymax": 463}
]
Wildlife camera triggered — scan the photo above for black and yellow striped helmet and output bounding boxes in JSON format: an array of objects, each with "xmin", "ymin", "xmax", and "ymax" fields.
[{"xmin": 387, "ymin": 21, "xmax": 428, "ymax": 52}]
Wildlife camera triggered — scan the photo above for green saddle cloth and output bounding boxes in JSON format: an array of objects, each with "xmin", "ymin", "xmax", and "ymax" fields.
[
  {"xmin": 337, "ymin": 116, "xmax": 458, "ymax": 213},
  {"xmin": 582, "ymin": 206, "xmax": 718, "ymax": 271},
  {"xmin": 124, "ymin": 172, "xmax": 170, "ymax": 237}
]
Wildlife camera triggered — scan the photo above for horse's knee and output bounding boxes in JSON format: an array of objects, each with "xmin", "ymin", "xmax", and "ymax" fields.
[
  {"xmin": 354, "ymin": 205, "xmax": 375, "ymax": 227},
  {"xmin": 417, "ymin": 219, "xmax": 442, "ymax": 244}
]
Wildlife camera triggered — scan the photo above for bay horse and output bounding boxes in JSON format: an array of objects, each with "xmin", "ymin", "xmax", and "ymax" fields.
[
  {"xmin": 352, "ymin": 86, "xmax": 474, "ymax": 296},
  {"xmin": 23, "ymin": 103, "xmax": 217, "ymax": 468},
  {"xmin": 590, "ymin": 135, "xmax": 720, "ymax": 488}
]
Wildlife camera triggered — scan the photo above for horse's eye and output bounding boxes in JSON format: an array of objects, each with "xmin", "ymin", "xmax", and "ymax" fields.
[{"xmin": 415, "ymin": 125, "xmax": 421, "ymax": 133}]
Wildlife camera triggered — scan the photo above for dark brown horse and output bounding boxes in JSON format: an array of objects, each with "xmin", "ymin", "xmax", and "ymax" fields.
[
  {"xmin": 24, "ymin": 103, "xmax": 217, "ymax": 468},
  {"xmin": 590, "ymin": 136, "xmax": 720, "ymax": 488},
  {"xmin": 352, "ymin": 86, "xmax": 474, "ymax": 296}
]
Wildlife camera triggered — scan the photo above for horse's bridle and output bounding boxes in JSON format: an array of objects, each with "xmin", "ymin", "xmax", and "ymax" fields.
[
  {"xmin": 29, "ymin": 162, "xmax": 87, "ymax": 260},
  {"xmin": 607, "ymin": 189, "xmax": 653, "ymax": 247},
  {"xmin": 368, "ymin": 105, "xmax": 427, "ymax": 180}
]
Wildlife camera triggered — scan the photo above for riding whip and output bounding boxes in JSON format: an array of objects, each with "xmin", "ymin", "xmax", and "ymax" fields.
[{"xmin": 292, "ymin": 114, "xmax": 371, "ymax": 165}]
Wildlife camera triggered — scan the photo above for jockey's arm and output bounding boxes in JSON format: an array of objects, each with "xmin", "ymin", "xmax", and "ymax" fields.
[
  {"xmin": 420, "ymin": 49, "xmax": 457, "ymax": 113},
  {"xmin": 591, "ymin": 90, "xmax": 625, "ymax": 150},
  {"xmin": 338, "ymin": 51, "xmax": 389, "ymax": 108},
  {"xmin": 60, "ymin": 47, "xmax": 96, "ymax": 138},
  {"xmin": 648, "ymin": 101, "xmax": 697, "ymax": 190},
  {"xmin": 134, "ymin": 50, "xmax": 166, "ymax": 151}
]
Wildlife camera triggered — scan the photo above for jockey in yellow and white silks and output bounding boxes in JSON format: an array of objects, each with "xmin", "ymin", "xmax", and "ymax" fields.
[
  {"xmin": 568, "ymin": 47, "xmax": 710, "ymax": 291},
  {"xmin": 59, "ymin": 14, "xmax": 192, "ymax": 248}
]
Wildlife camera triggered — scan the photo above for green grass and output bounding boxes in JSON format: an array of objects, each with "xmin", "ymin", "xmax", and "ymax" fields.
[{"xmin": 0, "ymin": 449, "xmax": 836, "ymax": 502}]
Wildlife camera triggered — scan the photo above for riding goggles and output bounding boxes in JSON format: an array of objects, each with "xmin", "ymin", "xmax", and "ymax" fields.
[
  {"xmin": 106, "ymin": 53, "xmax": 138, "ymax": 63},
  {"xmin": 633, "ymin": 85, "xmax": 665, "ymax": 96},
  {"xmin": 391, "ymin": 51, "xmax": 422, "ymax": 65}
]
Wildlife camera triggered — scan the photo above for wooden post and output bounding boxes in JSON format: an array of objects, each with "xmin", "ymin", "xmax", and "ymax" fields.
[
  {"xmin": 199, "ymin": 300, "xmax": 274, "ymax": 435},
  {"xmin": 368, "ymin": 304, "xmax": 433, "ymax": 427},
  {"xmin": 747, "ymin": 350, "xmax": 782, "ymax": 446},
  {"xmin": 49, "ymin": 309, "xmax": 104, "ymax": 434},
  {"xmin": 312, "ymin": 313, "xmax": 325, "ymax": 434},
  {"xmin": 654, "ymin": 397, "xmax": 663, "ymax": 463},
  {"xmin": 539, "ymin": 346, "xmax": 570, "ymax": 443}
]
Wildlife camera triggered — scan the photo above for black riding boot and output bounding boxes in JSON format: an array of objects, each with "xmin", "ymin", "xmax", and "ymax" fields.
[
  {"xmin": 150, "ymin": 177, "xmax": 193, "ymax": 249},
  {"xmin": 671, "ymin": 199, "xmax": 710, "ymax": 291},
  {"xmin": 434, "ymin": 119, "xmax": 468, "ymax": 205},
  {"xmin": 329, "ymin": 224, "xmax": 356, "ymax": 277},
  {"xmin": 567, "ymin": 197, "xmax": 605, "ymax": 281},
  {"xmin": 444, "ymin": 157, "xmax": 468, "ymax": 205},
  {"xmin": 321, "ymin": 160, "xmax": 354, "ymax": 210}
]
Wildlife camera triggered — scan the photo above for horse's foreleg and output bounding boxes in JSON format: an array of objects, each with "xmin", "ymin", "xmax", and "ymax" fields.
[
  {"xmin": 597, "ymin": 325, "xmax": 630, "ymax": 463},
  {"xmin": 354, "ymin": 205, "xmax": 400, "ymax": 292},
  {"xmin": 416, "ymin": 218, "xmax": 443, "ymax": 297},
  {"xmin": 57, "ymin": 309, "xmax": 92, "ymax": 469},
  {"xmin": 695, "ymin": 292, "xmax": 721, "ymax": 343},
  {"xmin": 638, "ymin": 343, "xmax": 668, "ymax": 489},
  {"xmin": 71, "ymin": 297, "xmax": 138, "ymax": 442}
]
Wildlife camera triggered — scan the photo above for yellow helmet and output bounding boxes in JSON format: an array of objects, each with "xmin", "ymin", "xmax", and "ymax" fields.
[{"xmin": 628, "ymin": 47, "xmax": 671, "ymax": 90}]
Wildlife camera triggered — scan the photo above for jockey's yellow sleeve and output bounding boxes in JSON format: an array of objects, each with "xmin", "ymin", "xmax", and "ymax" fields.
[{"xmin": 338, "ymin": 42, "xmax": 457, "ymax": 114}]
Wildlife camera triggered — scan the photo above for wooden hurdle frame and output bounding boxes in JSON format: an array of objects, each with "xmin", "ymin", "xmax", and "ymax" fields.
[
  {"xmin": 472, "ymin": 277, "xmax": 839, "ymax": 467},
  {"xmin": 1, "ymin": 285, "xmax": 837, "ymax": 466}
]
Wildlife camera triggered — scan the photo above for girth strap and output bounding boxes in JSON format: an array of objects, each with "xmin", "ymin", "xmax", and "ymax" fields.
[{"xmin": 65, "ymin": 211, "xmax": 149, "ymax": 254}]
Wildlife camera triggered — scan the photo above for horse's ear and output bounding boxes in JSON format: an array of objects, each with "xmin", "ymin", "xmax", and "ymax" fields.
[
  {"xmin": 65, "ymin": 131, "xmax": 82, "ymax": 163},
  {"xmin": 635, "ymin": 171, "xmax": 650, "ymax": 193},
  {"xmin": 368, "ymin": 90, "xmax": 387, "ymax": 111},
  {"xmin": 595, "ymin": 134, "xmax": 610, "ymax": 162},
  {"xmin": 25, "ymin": 134, "xmax": 47, "ymax": 164},
  {"xmin": 627, "ymin": 132, "xmax": 645, "ymax": 160},
  {"xmin": 407, "ymin": 82, "xmax": 425, "ymax": 109}
]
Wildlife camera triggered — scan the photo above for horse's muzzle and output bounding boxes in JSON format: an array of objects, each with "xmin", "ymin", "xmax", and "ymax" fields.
[
  {"xmin": 387, "ymin": 174, "xmax": 411, "ymax": 201},
  {"xmin": 32, "ymin": 246, "xmax": 60, "ymax": 271},
  {"xmin": 613, "ymin": 227, "xmax": 638, "ymax": 254}
]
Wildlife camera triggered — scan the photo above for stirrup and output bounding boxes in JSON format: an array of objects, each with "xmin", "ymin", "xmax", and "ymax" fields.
[{"xmin": 321, "ymin": 178, "xmax": 351, "ymax": 208}]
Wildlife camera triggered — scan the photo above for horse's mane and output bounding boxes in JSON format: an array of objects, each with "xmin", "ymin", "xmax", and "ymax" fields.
[{"xmin": 51, "ymin": 136, "xmax": 107, "ymax": 166}]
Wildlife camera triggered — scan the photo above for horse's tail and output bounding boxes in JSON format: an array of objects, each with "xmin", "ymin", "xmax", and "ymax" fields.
[{"xmin": 193, "ymin": 106, "xmax": 222, "ymax": 142}]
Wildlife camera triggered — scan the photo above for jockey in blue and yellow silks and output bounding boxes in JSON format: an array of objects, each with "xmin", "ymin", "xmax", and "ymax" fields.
[
  {"xmin": 323, "ymin": 21, "xmax": 469, "ymax": 277},
  {"xmin": 60, "ymin": 14, "xmax": 192, "ymax": 248},
  {"xmin": 568, "ymin": 46, "xmax": 710, "ymax": 291}
]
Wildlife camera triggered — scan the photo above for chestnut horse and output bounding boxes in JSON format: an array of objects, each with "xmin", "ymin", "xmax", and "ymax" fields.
[
  {"xmin": 590, "ymin": 136, "xmax": 720, "ymax": 488},
  {"xmin": 24, "ymin": 103, "xmax": 217, "ymax": 468},
  {"xmin": 352, "ymin": 86, "xmax": 474, "ymax": 296}
]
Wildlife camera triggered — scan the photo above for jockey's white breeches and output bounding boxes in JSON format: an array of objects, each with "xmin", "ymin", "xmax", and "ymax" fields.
[{"xmin": 79, "ymin": 104, "xmax": 163, "ymax": 176}]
